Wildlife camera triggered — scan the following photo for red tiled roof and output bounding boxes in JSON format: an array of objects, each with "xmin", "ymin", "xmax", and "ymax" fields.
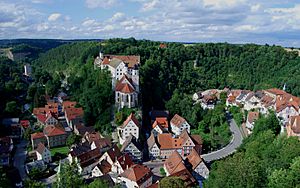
[
  {"xmin": 164, "ymin": 151, "xmax": 186, "ymax": 175},
  {"xmin": 78, "ymin": 148, "xmax": 102, "ymax": 167},
  {"xmin": 31, "ymin": 132, "xmax": 46, "ymax": 140},
  {"xmin": 107, "ymin": 55, "xmax": 140, "ymax": 68},
  {"xmin": 152, "ymin": 117, "xmax": 168, "ymax": 129},
  {"xmin": 157, "ymin": 134, "xmax": 182, "ymax": 149},
  {"xmin": 170, "ymin": 114, "xmax": 186, "ymax": 128},
  {"xmin": 106, "ymin": 145, "xmax": 122, "ymax": 163},
  {"xmin": 65, "ymin": 107, "xmax": 84, "ymax": 121},
  {"xmin": 121, "ymin": 113, "xmax": 140, "ymax": 128},
  {"xmin": 43, "ymin": 125, "xmax": 66, "ymax": 137},
  {"xmin": 120, "ymin": 164, "xmax": 153, "ymax": 186},
  {"xmin": 169, "ymin": 169, "xmax": 197, "ymax": 187},
  {"xmin": 96, "ymin": 160, "xmax": 112, "ymax": 175},
  {"xmin": 247, "ymin": 112, "xmax": 259, "ymax": 124},
  {"xmin": 36, "ymin": 114, "xmax": 47, "ymax": 123},
  {"xmin": 186, "ymin": 148, "xmax": 202, "ymax": 169},
  {"xmin": 115, "ymin": 75, "xmax": 136, "ymax": 94},
  {"xmin": 266, "ymin": 88, "xmax": 287, "ymax": 96}
]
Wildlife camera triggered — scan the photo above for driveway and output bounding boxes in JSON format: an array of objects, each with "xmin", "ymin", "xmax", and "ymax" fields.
[
  {"xmin": 13, "ymin": 140, "xmax": 28, "ymax": 180},
  {"xmin": 202, "ymin": 114, "xmax": 243, "ymax": 162}
]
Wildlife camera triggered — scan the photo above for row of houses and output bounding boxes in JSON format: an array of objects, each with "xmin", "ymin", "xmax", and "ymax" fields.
[{"xmin": 225, "ymin": 88, "xmax": 300, "ymax": 138}]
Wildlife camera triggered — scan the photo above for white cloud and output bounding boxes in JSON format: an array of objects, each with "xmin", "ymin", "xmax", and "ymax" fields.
[
  {"xmin": 85, "ymin": 0, "xmax": 118, "ymax": 9},
  {"xmin": 48, "ymin": 13, "xmax": 61, "ymax": 21},
  {"xmin": 110, "ymin": 12, "xmax": 125, "ymax": 22}
]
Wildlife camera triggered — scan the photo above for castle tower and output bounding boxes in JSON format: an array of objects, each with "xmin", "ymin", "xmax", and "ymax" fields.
[
  {"xmin": 132, "ymin": 65, "xmax": 139, "ymax": 92},
  {"xmin": 99, "ymin": 51, "xmax": 104, "ymax": 60}
]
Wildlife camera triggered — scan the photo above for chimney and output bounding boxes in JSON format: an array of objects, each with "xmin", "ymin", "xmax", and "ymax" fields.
[
  {"xmin": 123, "ymin": 155, "xmax": 125, "ymax": 161},
  {"xmin": 126, "ymin": 164, "xmax": 129, "ymax": 169}
]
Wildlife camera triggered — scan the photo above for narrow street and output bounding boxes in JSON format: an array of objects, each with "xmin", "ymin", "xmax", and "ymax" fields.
[{"xmin": 13, "ymin": 140, "xmax": 28, "ymax": 180}]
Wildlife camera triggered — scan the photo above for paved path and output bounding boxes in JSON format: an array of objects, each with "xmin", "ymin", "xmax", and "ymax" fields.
[
  {"xmin": 202, "ymin": 114, "xmax": 243, "ymax": 162},
  {"xmin": 13, "ymin": 140, "xmax": 28, "ymax": 180}
]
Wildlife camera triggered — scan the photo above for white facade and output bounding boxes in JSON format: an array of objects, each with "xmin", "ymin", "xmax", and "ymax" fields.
[
  {"xmin": 118, "ymin": 175, "xmax": 152, "ymax": 188},
  {"xmin": 122, "ymin": 142, "xmax": 142, "ymax": 162},
  {"xmin": 115, "ymin": 91, "xmax": 138, "ymax": 109},
  {"xmin": 148, "ymin": 143, "xmax": 160, "ymax": 159},
  {"xmin": 36, "ymin": 148, "xmax": 52, "ymax": 163},
  {"xmin": 92, "ymin": 166, "xmax": 104, "ymax": 177},
  {"xmin": 244, "ymin": 96, "xmax": 261, "ymax": 111},
  {"xmin": 151, "ymin": 125, "xmax": 163, "ymax": 137},
  {"xmin": 194, "ymin": 162, "xmax": 210, "ymax": 179},
  {"xmin": 277, "ymin": 106, "xmax": 299, "ymax": 125},
  {"xmin": 171, "ymin": 122, "xmax": 190, "ymax": 136},
  {"xmin": 118, "ymin": 120, "xmax": 139, "ymax": 145}
]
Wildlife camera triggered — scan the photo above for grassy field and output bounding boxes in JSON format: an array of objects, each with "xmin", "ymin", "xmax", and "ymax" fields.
[{"xmin": 50, "ymin": 146, "xmax": 69, "ymax": 157}]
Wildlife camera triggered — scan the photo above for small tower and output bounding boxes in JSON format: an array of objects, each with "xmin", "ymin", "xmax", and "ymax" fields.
[
  {"xmin": 99, "ymin": 51, "xmax": 104, "ymax": 60},
  {"xmin": 283, "ymin": 83, "xmax": 287, "ymax": 91},
  {"xmin": 132, "ymin": 65, "xmax": 139, "ymax": 92}
]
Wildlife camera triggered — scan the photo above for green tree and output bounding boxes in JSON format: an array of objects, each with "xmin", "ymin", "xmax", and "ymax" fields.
[
  {"xmin": 24, "ymin": 179, "xmax": 46, "ymax": 188},
  {"xmin": 5, "ymin": 101, "xmax": 18, "ymax": 114},
  {"xmin": 55, "ymin": 163, "xmax": 83, "ymax": 188},
  {"xmin": 159, "ymin": 167, "xmax": 166, "ymax": 177},
  {"xmin": 81, "ymin": 179, "xmax": 109, "ymax": 188},
  {"xmin": 66, "ymin": 133, "xmax": 81, "ymax": 147},
  {"xmin": 159, "ymin": 177, "xmax": 185, "ymax": 188}
]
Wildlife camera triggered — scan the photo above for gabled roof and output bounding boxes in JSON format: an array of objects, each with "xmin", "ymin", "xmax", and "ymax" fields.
[
  {"xmin": 164, "ymin": 151, "xmax": 186, "ymax": 175},
  {"xmin": 170, "ymin": 114, "xmax": 187, "ymax": 128},
  {"xmin": 120, "ymin": 113, "xmax": 140, "ymax": 129},
  {"xmin": 77, "ymin": 148, "xmax": 102, "ymax": 168},
  {"xmin": 186, "ymin": 148, "xmax": 202, "ymax": 169},
  {"xmin": 85, "ymin": 131, "xmax": 103, "ymax": 143},
  {"xmin": 115, "ymin": 75, "xmax": 136, "ymax": 94},
  {"xmin": 31, "ymin": 132, "xmax": 46, "ymax": 140},
  {"xmin": 96, "ymin": 160, "xmax": 111, "ymax": 175},
  {"xmin": 65, "ymin": 107, "xmax": 84, "ymax": 121},
  {"xmin": 36, "ymin": 143, "xmax": 47, "ymax": 155},
  {"xmin": 43, "ymin": 125, "xmax": 66, "ymax": 137},
  {"xmin": 106, "ymin": 145, "xmax": 122, "ymax": 163},
  {"xmin": 92, "ymin": 138, "xmax": 112, "ymax": 149},
  {"xmin": 103, "ymin": 55, "xmax": 140, "ymax": 68},
  {"xmin": 116, "ymin": 153, "xmax": 134, "ymax": 171},
  {"xmin": 120, "ymin": 164, "xmax": 152, "ymax": 186},
  {"xmin": 121, "ymin": 135, "xmax": 143, "ymax": 152},
  {"xmin": 152, "ymin": 117, "xmax": 169, "ymax": 129},
  {"xmin": 62, "ymin": 101, "xmax": 77, "ymax": 109},
  {"xmin": 247, "ymin": 112, "xmax": 259, "ymax": 124},
  {"xmin": 69, "ymin": 142, "xmax": 91, "ymax": 157},
  {"xmin": 147, "ymin": 133, "xmax": 157, "ymax": 149}
]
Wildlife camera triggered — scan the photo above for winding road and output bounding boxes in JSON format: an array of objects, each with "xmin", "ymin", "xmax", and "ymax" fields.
[
  {"xmin": 202, "ymin": 113, "xmax": 243, "ymax": 162},
  {"xmin": 13, "ymin": 140, "xmax": 28, "ymax": 180}
]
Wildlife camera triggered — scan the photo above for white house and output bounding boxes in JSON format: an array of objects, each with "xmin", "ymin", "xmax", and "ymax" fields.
[
  {"xmin": 170, "ymin": 114, "xmax": 191, "ymax": 136},
  {"xmin": 147, "ymin": 133, "xmax": 160, "ymax": 159},
  {"xmin": 35, "ymin": 143, "xmax": 52, "ymax": 163},
  {"xmin": 286, "ymin": 115, "xmax": 300, "ymax": 139},
  {"xmin": 121, "ymin": 135, "xmax": 143, "ymax": 162},
  {"xmin": 117, "ymin": 113, "xmax": 140, "ymax": 145},
  {"xmin": 244, "ymin": 92, "xmax": 264, "ymax": 111},
  {"xmin": 118, "ymin": 164, "xmax": 153, "ymax": 188},
  {"xmin": 246, "ymin": 112, "xmax": 259, "ymax": 131}
]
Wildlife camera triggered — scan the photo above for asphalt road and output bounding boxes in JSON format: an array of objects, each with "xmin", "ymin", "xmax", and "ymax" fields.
[
  {"xmin": 13, "ymin": 140, "xmax": 28, "ymax": 180},
  {"xmin": 202, "ymin": 115, "xmax": 243, "ymax": 162}
]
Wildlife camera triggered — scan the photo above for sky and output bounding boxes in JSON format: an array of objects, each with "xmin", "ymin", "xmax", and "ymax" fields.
[{"xmin": 1, "ymin": 0, "xmax": 300, "ymax": 47}]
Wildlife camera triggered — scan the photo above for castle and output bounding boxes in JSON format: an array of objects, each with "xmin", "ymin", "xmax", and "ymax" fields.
[{"xmin": 94, "ymin": 52, "xmax": 140, "ymax": 109}]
